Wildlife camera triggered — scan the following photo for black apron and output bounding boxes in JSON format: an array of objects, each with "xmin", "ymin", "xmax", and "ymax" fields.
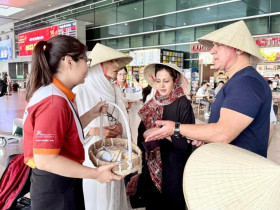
[{"xmin": 31, "ymin": 169, "xmax": 85, "ymax": 210}]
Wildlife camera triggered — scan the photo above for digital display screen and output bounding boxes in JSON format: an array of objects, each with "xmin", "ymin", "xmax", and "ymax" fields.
[{"xmin": 0, "ymin": 39, "xmax": 12, "ymax": 61}]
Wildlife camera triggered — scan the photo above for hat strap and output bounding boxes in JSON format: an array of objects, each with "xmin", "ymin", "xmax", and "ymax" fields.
[
  {"xmin": 100, "ymin": 63, "xmax": 109, "ymax": 78},
  {"xmin": 224, "ymin": 47, "xmax": 235, "ymax": 70}
]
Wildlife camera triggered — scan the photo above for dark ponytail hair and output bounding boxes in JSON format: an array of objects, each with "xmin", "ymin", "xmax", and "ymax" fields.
[
  {"xmin": 26, "ymin": 35, "xmax": 87, "ymax": 102},
  {"xmin": 154, "ymin": 64, "xmax": 179, "ymax": 82}
]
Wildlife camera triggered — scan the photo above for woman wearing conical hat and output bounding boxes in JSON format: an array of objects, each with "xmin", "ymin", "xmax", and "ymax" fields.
[
  {"xmin": 130, "ymin": 63, "xmax": 195, "ymax": 210},
  {"xmin": 145, "ymin": 20, "xmax": 272, "ymax": 157},
  {"xmin": 73, "ymin": 43, "xmax": 132, "ymax": 210}
]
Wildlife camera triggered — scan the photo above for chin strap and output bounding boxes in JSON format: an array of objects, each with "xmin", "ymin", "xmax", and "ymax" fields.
[
  {"xmin": 224, "ymin": 47, "xmax": 235, "ymax": 70},
  {"xmin": 100, "ymin": 63, "xmax": 109, "ymax": 78}
]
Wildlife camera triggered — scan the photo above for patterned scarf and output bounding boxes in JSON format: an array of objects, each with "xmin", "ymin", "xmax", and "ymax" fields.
[
  {"xmin": 138, "ymin": 80, "xmax": 185, "ymax": 192},
  {"xmin": 138, "ymin": 79, "xmax": 185, "ymax": 129}
]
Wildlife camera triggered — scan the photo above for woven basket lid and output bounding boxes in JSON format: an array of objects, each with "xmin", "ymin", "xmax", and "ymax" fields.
[
  {"xmin": 89, "ymin": 43, "xmax": 132, "ymax": 68},
  {"xmin": 183, "ymin": 143, "xmax": 280, "ymax": 209},
  {"xmin": 144, "ymin": 62, "xmax": 190, "ymax": 94},
  {"xmin": 198, "ymin": 20, "xmax": 262, "ymax": 61}
]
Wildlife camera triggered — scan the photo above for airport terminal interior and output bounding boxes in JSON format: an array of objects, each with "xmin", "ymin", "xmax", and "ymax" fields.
[{"xmin": 0, "ymin": 0, "xmax": 280, "ymax": 209}]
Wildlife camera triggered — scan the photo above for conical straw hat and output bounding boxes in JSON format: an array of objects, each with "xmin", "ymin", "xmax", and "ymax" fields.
[
  {"xmin": 198, "ymin": 20, "xmax": 262, "ymax": 61},
  {"xmin": 183, "ymin": 143, "xmax": 280, "ymax": 209},
  {"xmin": 89, "ymin": 43, "xmax": 132, "ymax": 68},
  {"xmin": 144, "ymin": 62, "xmax": 190, "ymax": 94}
]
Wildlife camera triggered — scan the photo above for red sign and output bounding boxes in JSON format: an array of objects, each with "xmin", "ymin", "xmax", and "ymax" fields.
[
  {"xmin": 18, "ymin": 21, "xmax": 77, "ymax": 56},
  {"xmin": 18, "ymin": 26, "xmax": 59, "ymax": 56},
  {"xmin": 254, "ymin": 36, "xmax": 280, "ymax": 48},
  {"xmin": 190, "ymin": 44, "xmax": 209, "ymax": 53}
]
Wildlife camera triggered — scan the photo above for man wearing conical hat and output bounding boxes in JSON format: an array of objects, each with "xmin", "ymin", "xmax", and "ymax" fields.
[
  {"xmin": 73, "ymin": 43, "xmax": 132, "ymax": 210},
  {"xmin": 145, "ymin": 20, "xmax": 271, "ymax": 157}
]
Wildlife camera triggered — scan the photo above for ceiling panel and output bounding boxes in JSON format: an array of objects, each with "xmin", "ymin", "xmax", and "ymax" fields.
[{"xmin": 0, "ymin": 0, "xmax": 85, "ymax": 25}]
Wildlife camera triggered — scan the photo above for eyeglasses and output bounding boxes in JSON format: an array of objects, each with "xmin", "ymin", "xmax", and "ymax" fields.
[
  {"xmin": 80, "ymin": 56, "xmax": 92, "ymax": 67},
  {"xmin": 106, "ymin": 112, "xmax": 118, "ymax": 124}
]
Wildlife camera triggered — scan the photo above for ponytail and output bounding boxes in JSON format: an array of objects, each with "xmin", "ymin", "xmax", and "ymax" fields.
[
  {"xmin": 26, "ymin": 35, "xmax": 87, "ymax": 102},
  {"xmin": 26, "ymin": 41, "xmax": 52, "ymax": 102}
]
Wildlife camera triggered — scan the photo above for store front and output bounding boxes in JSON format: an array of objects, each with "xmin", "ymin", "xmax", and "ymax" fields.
[
  {"xmin": 128, "ymin": 48, "xmax": 190, "ymax": 91},
  {"xmin": 190, "ymin": 43, "xmax": 226, "ymax": 89}
]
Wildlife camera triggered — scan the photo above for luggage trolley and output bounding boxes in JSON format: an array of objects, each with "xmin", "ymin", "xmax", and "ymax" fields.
[{"xmin": 0, "ymin": 118, "xmax": 23, "ymax": 147}]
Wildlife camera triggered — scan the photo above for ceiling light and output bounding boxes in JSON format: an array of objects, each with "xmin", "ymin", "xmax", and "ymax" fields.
[
  {"xmin": 207, "ymin": 7, "xmax": 210, "ymax": 10},
  {"xmin": 125, "ymin": 23, "xmax": 127, "ymax": 26},
  {"xmin": 48, "ymin": 4, "xmax": 52, "ymax": 7},
  {"xmin": 134, "ymin": 8, "xmax": 137, "ymax": 10}
]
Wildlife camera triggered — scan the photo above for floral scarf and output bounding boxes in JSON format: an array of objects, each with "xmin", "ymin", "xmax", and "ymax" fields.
[{"xmin": 138, "ymin": 79, "xmax": 185, "ymax": 129}]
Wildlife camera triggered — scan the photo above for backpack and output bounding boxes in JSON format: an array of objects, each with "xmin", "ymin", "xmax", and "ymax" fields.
[
  {"xmin": 0, "ymin": 79, "xmax": 7, "ymax": 97},
  {"xmin": 0, "ymin": 154, "xmax": 31, "ymax": 210}
]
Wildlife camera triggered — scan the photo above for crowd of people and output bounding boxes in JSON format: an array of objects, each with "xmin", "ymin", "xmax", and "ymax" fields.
[{"xmin": 21, "ymin": 20, "xmax": 277, "ymax": 210}]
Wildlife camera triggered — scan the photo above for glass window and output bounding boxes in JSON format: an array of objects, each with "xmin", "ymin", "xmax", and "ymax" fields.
[
  {"xmin": 160, "ymin": 31, "xmax": 175, "ymax": 45},
  {"xmin": 243, "ymin": 0, "xmax": 270, "ymax": 15},
  {"xmin": 176, "ymin": 28, "xmax": 195, "ymax": 43},
  {"xmin": 176, "ymin": 44, "xmax": 190, "ymax": 53},
  {"xmin": 195, "ymin": 24, "xmax": 215, "ymax": 40},
  {"xmin": 118, "ymin": 37, "xmax": 130, "ymax": 49},
  {"xmin": 144, "ymin": 0, "xmax": 176, "ymax": 17},
  {"xmin": 94, "ymin": 5, "xmax": 116, "ymax": 26},
  {"xmin": 245, "ymin": 17, "xmax": 268, "ymax": 35},
  {"xmin": 143, "ymin": 14, "xmax": 176, "ymax": 32},
  {"xmin": 117, "ymin": 1, "xmax": 143, "ymax": 22},
  {"xmin": 271, "ymin": 15, "xmax": 280, "ymax": 33},
  {"xmin": 117, "ymin": 21, "xmax": 143, "ymax": 36},
  {"xmin": 130, "ymin": 35, "xmax": 143, "ymax": 48},
  {"xmin": 177, "ymin": 0, "xmax": 218, "ymax": 10},
  {"xmin": 100, "ymin": 25, "xmax": 117, "ymax": 38},
  {"xmin": 144, "ymin": 33, "xmax": 159, "ymax": 46},
  {"xmin": 271, "ymin": 0, "xmax": 280, "ymax": 13},
  {"xmin": 105, "ymin": 39, "xmax": 118, "ymax": 49}
]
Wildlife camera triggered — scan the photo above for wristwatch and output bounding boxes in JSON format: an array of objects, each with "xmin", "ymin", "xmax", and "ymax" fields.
[{"xmin": 173, "ymin": 122, "xmax": 181, "ymax": 137}]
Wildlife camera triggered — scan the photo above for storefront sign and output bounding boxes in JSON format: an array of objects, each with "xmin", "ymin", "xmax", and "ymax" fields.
[
  {"xmin": 18, "ymin": 21, "xmax": 76, "ymax": 56},
  {"xmin": 129, "ymin": 49, "xmax": 161, "ymax": 66},
  {"xmin": 254, "ymin": 36, "xmax": 280, "ymax": 47},
  {"xmin": 190, "ymin": 44, "xmax": 209, "ymax": 53}
]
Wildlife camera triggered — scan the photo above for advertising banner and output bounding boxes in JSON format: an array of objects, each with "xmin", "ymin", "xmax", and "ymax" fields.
[{"xmin": 18, "ymin": 21, "xmax": 76, "ymax": 56}]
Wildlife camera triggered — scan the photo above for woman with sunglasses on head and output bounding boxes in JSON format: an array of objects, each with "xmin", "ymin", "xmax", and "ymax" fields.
[
  {"xmin": 73, "ymin": 43, "xmax": 133, "ymax": 210},
  {"xmin": 134, "ymin": 63, "xmax": 195, "ymax": 210},
  {"xmin": 23, "ymin": 35, "xmax": 122, "ymax": 210}
]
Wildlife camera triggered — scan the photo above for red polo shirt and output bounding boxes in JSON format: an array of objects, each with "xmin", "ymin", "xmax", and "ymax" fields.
[{"xmin": 23, "ymin": 78, "xmax": 85, "ymax": 168}]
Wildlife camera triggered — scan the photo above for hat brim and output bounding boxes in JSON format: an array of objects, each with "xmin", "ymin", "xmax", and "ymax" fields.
[
  {"xmin": 183, "ymin": 143, "xmax": 280, "ymax": 209},
  {"xmin": 197, "ymin": 21, "xmax": 263, "ymax": 62},
  {"xmin": 89, "ymin": 43, "xmax": 133, "ymax": 69}
]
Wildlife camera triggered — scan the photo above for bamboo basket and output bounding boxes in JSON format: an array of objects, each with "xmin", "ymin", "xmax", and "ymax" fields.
[{"xmin": 89, "ymin": 102, "xmax": 142, "ymax": 176}]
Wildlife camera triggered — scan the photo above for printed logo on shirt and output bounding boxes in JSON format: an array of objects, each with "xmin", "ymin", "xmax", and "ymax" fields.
[{"xmin": 35, "ymin": 130, "xmax": 55, "ymax": 142}]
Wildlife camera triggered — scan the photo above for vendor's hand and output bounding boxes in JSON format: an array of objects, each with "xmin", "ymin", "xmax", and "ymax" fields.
[
  {"xmin": 91, "ymin": 102, "xmax": 108, "ymax": 118},
  {"xmin": 143, "ymin": 127, "xmax": 161, "ymax": 139},
  {"xmin": 188, "ymin": 140, "xmax": 204, "ymax": 147},
  {"xmin": 96, "ymin": 163, "xmax": 123, "ymax": 183},
  {"xmin": 145, "ymin": 120, "xmax": 175, "ymax": 141}
]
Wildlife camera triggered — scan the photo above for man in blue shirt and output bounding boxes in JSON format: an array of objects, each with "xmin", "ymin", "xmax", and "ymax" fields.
[{"xmin": 145, "ymin": 20, "xmax": 271, "ymax": 157}]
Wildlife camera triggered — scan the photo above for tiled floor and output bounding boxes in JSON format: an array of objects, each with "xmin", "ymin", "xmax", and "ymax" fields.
[{"xmin": 1, "ymin": 90, "xmax": 280, "ymax": 177}]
